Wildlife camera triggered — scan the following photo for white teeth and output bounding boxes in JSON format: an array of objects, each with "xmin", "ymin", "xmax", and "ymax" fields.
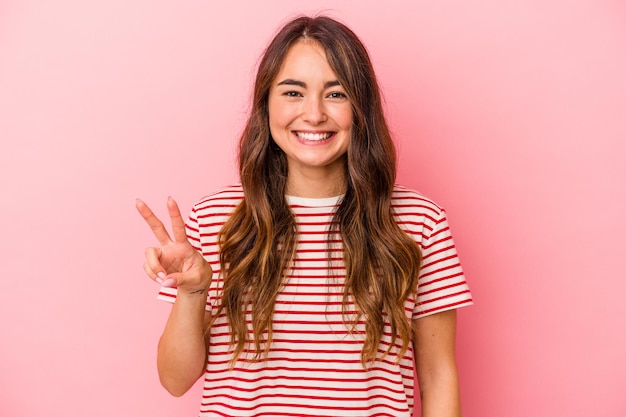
[{"xmin": 296, "ymin": 132, "xmax": 332, "ymax": 141}]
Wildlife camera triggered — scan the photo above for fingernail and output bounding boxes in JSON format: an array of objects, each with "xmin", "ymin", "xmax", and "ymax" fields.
[
  {"xmin": 156, "ymin": 272, "xmax": 166, "ymax": 284},
  {"xmin": 161, "ymin": 278, "xmax": 176, "ymax": 287}
]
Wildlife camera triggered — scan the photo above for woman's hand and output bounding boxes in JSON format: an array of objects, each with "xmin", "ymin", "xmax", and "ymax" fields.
[{"xmin": 136, "ymin": 197, "xmax": 212, "ymax": 293}]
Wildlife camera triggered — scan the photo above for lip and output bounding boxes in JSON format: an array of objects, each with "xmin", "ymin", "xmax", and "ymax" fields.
[{"xmin": 292, "ymin": 130, "xmax": 336, "ymax": 144}]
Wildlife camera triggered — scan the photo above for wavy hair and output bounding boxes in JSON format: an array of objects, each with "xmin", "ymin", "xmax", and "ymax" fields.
[{"xmin": 216, "ymin": 15, "xmax": 422, "ymax": 365}]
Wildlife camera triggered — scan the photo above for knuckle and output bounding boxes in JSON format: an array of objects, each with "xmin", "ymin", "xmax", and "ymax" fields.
[
  {"xmin": 145, "ymin": 247, "xmax": 159, "ymax": 259},
  {"xmin": 143, "ymin": 262, "xmax": 155, "ymax": 278}
]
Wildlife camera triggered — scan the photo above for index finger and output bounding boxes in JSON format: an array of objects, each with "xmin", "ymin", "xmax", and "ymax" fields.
[
  {"xmin": 135, "ymin": 199, "xmax": 172, "ymax": 246},
  {"xmin": 166, "ymin": 197, "xmax": 188, "ymax": 243}
]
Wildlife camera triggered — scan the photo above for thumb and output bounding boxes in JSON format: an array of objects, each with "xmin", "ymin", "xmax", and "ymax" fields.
[
  {"xmin": 160, "ymin": 273, "xmax": 180, "ymax": 288},
  {"xmin": 161, "ymin": 271, "xmax": 208, "ymax": 293}
]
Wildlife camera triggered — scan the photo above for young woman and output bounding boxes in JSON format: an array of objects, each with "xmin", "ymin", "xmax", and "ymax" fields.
[{"xmin": 137, "ymin": 15, "xmax": 472, "ymax": 417}]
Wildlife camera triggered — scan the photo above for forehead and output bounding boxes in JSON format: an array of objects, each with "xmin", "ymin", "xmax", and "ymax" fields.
[{"xmin": 274, "ymin": 40, "xmax": 337, "ymax": 81}]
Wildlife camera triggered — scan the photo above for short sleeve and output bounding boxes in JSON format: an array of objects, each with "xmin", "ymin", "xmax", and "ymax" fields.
[{"xmin": 413, "ymin": 209, "xmax": 473, "ymax": 318}]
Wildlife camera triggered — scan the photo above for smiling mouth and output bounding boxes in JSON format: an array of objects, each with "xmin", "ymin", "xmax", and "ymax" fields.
[{"xmin": 294, "ymin": 131, "xmax": 334, "ymax": 141}]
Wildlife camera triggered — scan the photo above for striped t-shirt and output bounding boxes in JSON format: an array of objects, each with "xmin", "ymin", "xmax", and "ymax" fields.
[{"xmin": 158, "ymin": 184, "xmax": 472, "ymax": 416}]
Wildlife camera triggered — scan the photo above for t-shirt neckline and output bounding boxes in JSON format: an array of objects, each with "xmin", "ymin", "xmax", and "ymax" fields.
[{"xmin": 285, "ymin": 194, "xmax": 343, "ymax": 207}]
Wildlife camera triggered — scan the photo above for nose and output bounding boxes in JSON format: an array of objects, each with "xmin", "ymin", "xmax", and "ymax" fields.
[{"xmin": 301, "ymin": 96, "xmax": 327, "ymax": 125}]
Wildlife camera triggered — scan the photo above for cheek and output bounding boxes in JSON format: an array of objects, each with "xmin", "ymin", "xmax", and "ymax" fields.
[
  {"xmin": 335, "ymin": 106, "xmax": 354, "ymax": 131},
  {"xmin": 326, "ymin": 100, "xmax": 352, "ymax": 125},
  {"xmin": 268, "ymin": 101, "xmax": 293, "ymax": 131}
]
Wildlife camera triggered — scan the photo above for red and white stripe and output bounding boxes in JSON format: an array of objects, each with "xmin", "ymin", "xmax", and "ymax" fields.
[{"xmin": 158, "ymin": 184, "xmax": 472, "ymax": 416}]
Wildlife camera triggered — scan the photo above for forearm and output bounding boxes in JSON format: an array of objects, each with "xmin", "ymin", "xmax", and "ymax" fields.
[
  {"xmin": 413, "ymin": 310, "xmax": 461, "ymax": 417},
  {"xmin": 157, "ymin": 291, "xmax": 210, "ymax": 396},
  {"xmin": 419, "ymin": 366, "xmax": 461, "ymax": 417}
]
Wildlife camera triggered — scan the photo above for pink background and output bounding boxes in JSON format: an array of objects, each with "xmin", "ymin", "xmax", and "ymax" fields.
[{"xmin": 1, "ymin": 1, "xmax": 625, "ymax": 416}]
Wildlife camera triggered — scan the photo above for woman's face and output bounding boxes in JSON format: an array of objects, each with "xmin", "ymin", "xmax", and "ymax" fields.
[{"xmin": 268, "ymin": 40, "xmax": 353, "ymax": 194}]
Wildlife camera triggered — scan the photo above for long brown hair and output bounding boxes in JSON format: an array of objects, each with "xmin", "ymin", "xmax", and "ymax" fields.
[{"xmin": 217, "ymin": 15, "xmax": 422, "ymax": 365}]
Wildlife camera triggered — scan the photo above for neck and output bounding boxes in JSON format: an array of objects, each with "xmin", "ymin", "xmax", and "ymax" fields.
[{"xmin": 285, "ymin": 168, "xmax": 346, "ymax": 198}]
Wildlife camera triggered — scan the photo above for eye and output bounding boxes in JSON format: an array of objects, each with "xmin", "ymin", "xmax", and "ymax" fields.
[
  {"xmin": 283, "ymin": 91, "xmax": 302, "ymax": 98},
  {"xmin": 327, "ymin": 91, "xmax": 348, "ymax": 100}
]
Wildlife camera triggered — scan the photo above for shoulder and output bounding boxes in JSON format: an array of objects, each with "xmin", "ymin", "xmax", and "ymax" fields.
[
  {"xmin": 191, "ymin": 184, "xmax": 244, "ymax": 218},
  {"xmin": 391, "ymin": 185, "xmax": 452, "ymax": 243},
  {"xmin": 392, "ymin": 185, "xmax": 444, "ymax": 220}
]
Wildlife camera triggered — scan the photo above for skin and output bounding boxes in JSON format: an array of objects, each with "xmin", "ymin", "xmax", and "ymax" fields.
[
  {"xmin": 268, "ymin": 40, "xmax": 353, "ymax": 198},
  {"xmin": 414, "ymin": 310, "xmax": 462, "ymax": 416},
  {"xmin": 137, "ymin": 40, "xmax": 463, "ymax": 415},
  {"xmin": 136, "ymin": 197, "xmax": 212, "ymax": 396}
]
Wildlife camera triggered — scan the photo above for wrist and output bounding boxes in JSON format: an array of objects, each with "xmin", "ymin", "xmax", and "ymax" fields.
[
  {"xmin": 173, "ymin": 289, "xmax": 210, "ymax": 318},
  {"xmin": 174, "ymin": 285, "xmax": 210, "ymax": 304},
  {"xmin": 177, "ymin": 285, "xmax": 210, "ymax": 298}
]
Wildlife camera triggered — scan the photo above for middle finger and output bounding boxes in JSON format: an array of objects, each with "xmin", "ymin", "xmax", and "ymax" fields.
[{"xmin": 136, "ymin": 199, "xmax": 172, "ymax": 246}]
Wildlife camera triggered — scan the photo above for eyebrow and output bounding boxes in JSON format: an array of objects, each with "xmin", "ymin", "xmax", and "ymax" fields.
[{"xmin": 276, "ymin": 79, "xmax": 341, "ymax": 89}]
